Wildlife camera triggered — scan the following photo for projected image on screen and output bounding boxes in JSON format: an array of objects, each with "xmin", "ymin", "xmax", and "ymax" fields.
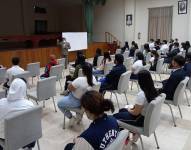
[{"xmin": 62, "ymin": 32, "xmax": 88, "ymax": 51}]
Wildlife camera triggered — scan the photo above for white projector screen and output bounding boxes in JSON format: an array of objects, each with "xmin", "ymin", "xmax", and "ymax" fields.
[{"xmin": 62, "ymin": 32, "xmax": 88, "ymax": 51}]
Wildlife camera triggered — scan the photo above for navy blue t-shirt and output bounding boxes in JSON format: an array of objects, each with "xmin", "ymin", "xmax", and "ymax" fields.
[{"xmin": 79, "ymin": 114, "xmax": 119, "ymax": 150}]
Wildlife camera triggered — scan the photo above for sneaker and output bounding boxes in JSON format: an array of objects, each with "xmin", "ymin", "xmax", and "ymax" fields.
[
  {"xmin": 69, "ymin": 117, "xmax": 77, "ymax": 127},
  {"xmin": 60, "ymin": 90, "xmax": 69, "ymax": 96}
]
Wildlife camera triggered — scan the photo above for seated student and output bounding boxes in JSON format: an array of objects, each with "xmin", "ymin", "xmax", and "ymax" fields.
[
  {"xmin": 64, "ymin": 91, "xmax": 119, "ymax": 150},
  {"xmin": 169, "ymin": 39, "xmax": 174, "ymax": 52},
  {"xmin": 149, "ymin": 50, "xmax": 159, "ymax": 71},
  {"xmin": 61, "ymin": 55, "xmax": 87, "ymax": 95},
  {"xmin": 130, "ymin": 52, "xmax": 146, "ymax": 80},
  {"xmin": 180, "ymin": 42, "xmax": 186, "ymax": 52},
  {"xmin": 99, "ymin": 54, "xmax": 126, "ymax": 93},
  {"xmin": 164, "ymin": 42, "xmax": 180, "ymax": 64},
  {"xmin": 154, "ymin": 39, "xmax": 161, "ymax": 51},
  {"xmin": 93, "ymin": 48, "xmax": 102, "ymax": 67},
  {"xmin": 149, "ymin": 39, "xmax": 155, "ymax": 50},
  {"xmin": 160, "ymin": 40, "xmax": 169, "ymax": 54},
  {"xmin": 0, "ymin": 78, "xmax": 35, "ymax": 150},
  {"xmin": 113, "ymin": 70, "xmax": 159, "ymax": 127},
  {"xmin": 57, "ymin": 64, "xmax": 97, "ymax": 127},
  {"xmin": 3, "ymin": 57, "xmax": 24, "ymax": 88},
  {"xmin": 129, "ymin": 41, "xmax": 139, "ymax": 57},
  {"xmin": 40, "ymin": 54, "xmax": 58, "ymax": 78},
  {"xmin": 184, "ymin": 52, "xmax": 191, "ymax": 76},
  {"xmin": 143, "ymin": 43, "xmax": 150, "ymax": 56},
  {"xmin": 159, "ymin": 55, "xmax": 186, "ymax": 100},
  {"xmin": 93, "ymin": 52, "xmax": 112, "ymax": 76},
  {"xmin": 185, "ymin": 41, "xmax": 191, "ymax": 53},
  {"xmin": 121, "ymin": 41, "xmax": 129, "ymax": 53},
  {"xmin": 72, "ymin": 51, "xmax": 84, "ymax": 68}
]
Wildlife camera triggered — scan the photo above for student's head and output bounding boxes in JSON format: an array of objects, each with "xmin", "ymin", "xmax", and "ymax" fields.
[
  {"xmin": 81, "ymin": 91, "xmax": 114, "ymax": 120},
  {"xmin": 50, "ymin": 54, "xmax": 56, "ymax": 61},
  {"xmin": 174, "ymin": 42, "xmax": 179, "ymax": 48},
  {"xmin": 181, "ymin": 42, "xmax": 186, "ymax": 49},
  {"xmin": 103, "ymin": 52, "xmax": 111, "ymax": 61},
  {"xmin": 175, "ymin": 38, "xmax": 179, "ymax": 42},
  {"xmin": 144, "ymin": 43, "xmax": 150, "ymax": 51},
  {"xmin": 12, "ymin": 57, "xmax": 20, "ymax": 66},
  {"xmin": 82, "ymin": 64, "xmax": 93, "ymax": 86},
  {"xmin": 186, "ymin": 52, "xmax": 191, "ymax": 62},
  {"xmin": 7, "ymin": 78, "xmax": 27, "ymax": 102},
  {"xmin": 132, "ymin": 41, "xmax": 136, "ymax": 45},
  {"xmin": 170, "ymin": 39, "xmax": 174, "ymax": 43},
  {"xmin": 151, "ymin": 50, "xmax": 159, "ymax": 59},
  {"xmin": 114, "ymin": 54, "xmax": 124, "ymax": 65},
  {"xmin": 96, "ymin": 48, "xmax": 102, "ymax": 55},
  {"xmin": 138, "ymin": 70, "xmax": 158, "ymax": 103},
  {"xmin": 78, "ymin": 54, "xmax": 86, "ymax": 66},
  {"xmin": 125, "ymin": 41, "xmax": 129, "ymax": 47},
  {"xmin": 136, "ymin": 52, "xmax": 146, "ymax": 65},
  {"xmin": 171, "ymin": 55, "xmax": 185, "ymax": 69},
  {"xmin": 185, "ymin": 41, "xmax": 191, "ymax": 47},
  {"xmin": 163, "ymin": 40, "xmax": 167, "ymax": 44},
  {"xmin": 150, "ymin": 39, "xmax": 154, "ymax": 42}
]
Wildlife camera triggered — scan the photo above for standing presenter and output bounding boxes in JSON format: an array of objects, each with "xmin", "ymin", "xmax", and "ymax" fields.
[{"xmin": 58, "ymin": 37, "xmax": 71, "ymax": 69}]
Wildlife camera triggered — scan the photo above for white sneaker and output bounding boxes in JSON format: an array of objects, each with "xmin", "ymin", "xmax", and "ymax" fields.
[{"xmin": 69, "ymin": 117, "xmax": 77, "ymax": 127}]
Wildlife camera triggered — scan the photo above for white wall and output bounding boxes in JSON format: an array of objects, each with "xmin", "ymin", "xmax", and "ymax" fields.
[
  {"xmin": 93, "ymin": 0, "xmax": 125, "ymax": 44},
  {"xmin": 125, "ymin": 0, "xmax": 191, "ymax": 45}
]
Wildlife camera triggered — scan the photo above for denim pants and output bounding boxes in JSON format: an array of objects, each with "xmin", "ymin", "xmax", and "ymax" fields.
[{"xmin": 57, "ymin": 93, "xmax": 81, "ymax": 119}]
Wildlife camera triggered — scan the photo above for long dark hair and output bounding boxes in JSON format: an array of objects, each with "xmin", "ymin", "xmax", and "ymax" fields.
[
  {"xmin": 82, "ymin": 64, "xmax": 94, "ymax": 86},
  {"xmin": 78, "ymin": 54, "xmax": 86, "ymax": 66},
  {"xmin": 138, "ymin": 70, "xmax": 159, "ymax": 103},
  {"xmin": 103, "ymin": 52, "xmax": 111, "ymax": 64},
  {"xmin": 136, "ymin": 52, "xmax": 146, "ymax": 65},
  {"xmin": 81, "ymin": 91, "xmax": 114, "ymax": 116}
]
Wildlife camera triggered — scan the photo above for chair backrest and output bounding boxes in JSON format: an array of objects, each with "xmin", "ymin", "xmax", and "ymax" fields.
[
  {"xmin": 143, "ymin": 93, "xmax": 166, "ymax": 137},
  {"xmin": 117, "ymin": 71, "xmax": 131, "ymax": 93},
  {"xmin": 12, "ymin": 71, "xmax": 31, "ymax": 84},
  {"xmin": 105, "ymin": 130, "xmax": 129, "ymax": 150},
  {"xmin": 0, "ymin": 90, "xmax": 6, "ymax": 99},
  {"xmin": 188, "ymin": 47, "xmax": 191, "ymax": 53},
  {"xmin": 57, "ymin": 58, "xmax": 66, "ymax": 69},
  {"xmin": 143, "ymin": 64, "xmax": 151, "ymax": 71},
  {"xmin": 187, "ymin": 77, "xmax": 191, "ymax": 91},
  {"xmin": 37, "ymin": 76, "xmax": 57, "ymax": 101},
  {"xmin": 116, "ymin": 49, "xmax": 121, "ymax": 54},
  {"xmin": 123, "ymin": 57, "xmax": 133, "ymax": 70},
  {"xmin": 27, "ymin": 62, "xmax": 40, "ymax": 77},
  {"xmin": 78, "ymin": 69, "xmax": 83, "ymax": 77},
  {"xmin": 97, "ymin": 56, "xmax": 104, "ymax": 67},
  {"xmin": 173, "ymin": 77, "xmax": 189, "ymax": 105},
  {"xmin": 156, "ymin": 58, "xmax": 164, "ymax": 73},
  {"xmin": 146, "ymin": 52, "xmax": 151, "ymax": 63},
  {"xmin": 104, "ymin": 63, "xmax": 114, "ymax": 75},
  {"xmin": 49, "ymin": 64, "xmax": 64, "ymax": 80},
  {"xmin": 0, "ymin": 68, "xmax": 6, "ymax": 84},
  {"xmin": 123, "ymin": 51, "xmax": 129, "ymax": 59},
  {"xmin": 4, "ymin": 106, "xmax": 42, "ymax": 150}
]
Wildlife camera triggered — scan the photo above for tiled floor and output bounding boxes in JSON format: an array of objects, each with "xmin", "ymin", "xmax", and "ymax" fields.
[{"xmin": 2, "ymin": 65, "xmax": 191, "ymax": 150}]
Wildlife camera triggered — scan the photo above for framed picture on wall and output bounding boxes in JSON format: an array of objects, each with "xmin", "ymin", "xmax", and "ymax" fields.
[
  {"xmin": 126, "ymin": 14, "xmax": 133, "ymax": 26},
  {"xmin": 178, "ymin": 0, "xmax": 187, "ymax": 14}
]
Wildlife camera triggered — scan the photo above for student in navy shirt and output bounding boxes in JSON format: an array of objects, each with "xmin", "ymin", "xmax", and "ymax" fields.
[
  {"xmin": 64, "ymin": 91, "xmax": 120, "ymax": 150},
  {"xmin": 184, "ymin": 52, "xmax": 191, "ymax": 77}
]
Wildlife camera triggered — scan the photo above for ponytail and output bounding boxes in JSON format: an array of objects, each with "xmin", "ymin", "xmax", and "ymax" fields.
[{"xmin": 101, "ymin": 99, "xmax": 115, "ymax": 113}]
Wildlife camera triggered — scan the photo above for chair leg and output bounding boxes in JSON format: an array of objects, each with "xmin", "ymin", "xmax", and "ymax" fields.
[
  {"xmin": 136, "ymin": 82, "xmax": 139, "ymax": 91},
  {"xmin": 37, "ymin": 140, "xmax": 40, "ymax": 150},
  {"xmin": 110, "ymin": 92, "xmax": 112, "ymax": 100},
  {"xmin": 36, "ymin": 100, "xmax": 39, "ymax": 105},
  {"xmin": 32, "ymin": 77, "xmax": 34, "ymax": 85},
  {"xmin": 154, "ymin": 132, "xmax": 160, "ymax": 149},
  {"xmin": 139, "ymin": 135, "xmax": 144, "ymax": 150},
  {"xmin": 124, "ymin": 93, "xmax": 129, "ymax": 104},
  {"xmin": 43, "ymin": 100, "xmax": 45, "ymax": 108},
  {"xmin": 63, "ymin": 113, "xmax": 66, "ymax": 129},
  {"xmin": 154, "ymin": 73, "xmax": 157, "ymax": 81},
  {"xmin": 114, "ymin": 93, "xmax": 120, "ymax": 109},
  {"xmin": 59, "ymin": 80, "xmax": 62, "ymax": 90},
  {"xmin": 185, "ymin": 90, "xmax": 190, "ymax": 107},
  {"xmin": 167, "ymin": 104, "xmax": 176, "ymax": 127},
  {"xmin": 159, "ymin": 74, "xmax": 162, "ymax": 81},
  {"xmin": 178, "ymin": 105, "xmax": 183, "ymax": 119},
  {"xmin": 131, "ymin": 81, "xmax": 133, "ymax": 90},
  {"xmin": 52, "ymin": 97, "xmax": 57, "ymax": 112}
]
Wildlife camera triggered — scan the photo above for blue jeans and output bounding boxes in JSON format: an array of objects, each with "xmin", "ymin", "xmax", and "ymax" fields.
[
  {"xmin": 93, "ymin": 69, "xmax": 104, "ymax": 75},
  {"xmin": 57, "ymin": 93, "xmax": 81, "ymax": 119}
]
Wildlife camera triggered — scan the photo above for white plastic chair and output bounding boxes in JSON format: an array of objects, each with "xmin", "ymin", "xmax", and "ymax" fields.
[
  {"xmin": 165, "ymin": 77, "xmax": 189, "ymax": 127},
  {"xmin": 0, "ymin": 68, "xmax": 6, "ymax": 84},
  {"xmin": 150, "ymin": 58, "xmax": 164, "ymax": 81},
  {"xmin": 97, "ymin": 56, "xmax": 104, "ymax": 67},
  {"xmin": 123, "ymin": 57, "xmax": 133, "ymax": 70},
  {"xmin": 27, "ymin": 62, "xmax": 40, "ymax": 84},
  {"xmin": 185, "ymin": 77, "xmax": 191, "ymax": 106},
  {"xmin": 123, "ymin": 51, "xmax": 129, "ymax": 59}
]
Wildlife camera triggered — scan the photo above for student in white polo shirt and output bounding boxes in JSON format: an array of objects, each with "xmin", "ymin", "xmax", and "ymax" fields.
[{"xmin": 3, "ymin": 57, "xmax": 24, "ymax": 88}]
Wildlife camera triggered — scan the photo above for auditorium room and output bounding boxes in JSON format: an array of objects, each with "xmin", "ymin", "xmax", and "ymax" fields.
[{"xmin": 0, "ymin": 0, "xmax": 191, "ymax": 150}]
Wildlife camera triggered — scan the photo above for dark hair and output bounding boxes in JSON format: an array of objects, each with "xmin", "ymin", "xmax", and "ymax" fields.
[
  {"xmin": 138, "ymin": 70, "xmax": 159, "ymax": 103},
  {"xmin": 163, "ymin": 40, "xmax": 167, "ymax": 44},
  {"xmin": 186, "ymin": 52, "xmax": 191, "ymax": 62},
  {"xmin": 125, "ymin": 41, "xmax": 129, "ymax": 49},
  {"xmin": 172, "ymin": 55, "xmax": 185, "ymax": 67},
  {"xmin": 144, "ymin": 43, "xmax": 150, "ymax": 52},
  {"xmin": 115, "ymin": 54, "xmax": 124, "ymax": 64},
  {"xmin": 136, "ymin": 52, "xmax": 146, "ymax": 65},
  {"xmin": 96, "ymin": 48, "xmax": 102, "ymax": 55},
  {"xmin": 151, "ymin": 50, "xmax": 159, "ymax": 59},
  {"xmin": 174, "ymin": 42, "xmax": 179, "ymax": 48},
  {"xmin": 185, "ymin": 41, "xmax": 191, "ymax": 47},
  {"xmin": 81, "ymin": 91, "xmax": 114, "ymax": 116},
  {"xmin": 12, "ymin": 57, "xmax": 20, "ymax": 65},
  {"xmin": 103, "ymin": 52, "xmax": 111, "ymax": 63},
  {"xmin": 150, "ymin": 39, "xmax": 154, "ymax": 42},
  {"xmin": 78, "ymin": 54, "xmax": 86, "ymax": 66},
  {"xmin": 82, "ymin": 64, "xmax": 94, "ymax": 86}
]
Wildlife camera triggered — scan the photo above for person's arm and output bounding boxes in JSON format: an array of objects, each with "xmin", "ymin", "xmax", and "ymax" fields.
[
  {"xmin": 68, "ymin": 83, "xmax": 76, "ymax": 92},
  {"xmin": 73, "ymin": 138, "xmax": 94, "ymax": 150},
  {"xmin": 128, "ymin": 104, "xmax": 143, "ymax": 116}
]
